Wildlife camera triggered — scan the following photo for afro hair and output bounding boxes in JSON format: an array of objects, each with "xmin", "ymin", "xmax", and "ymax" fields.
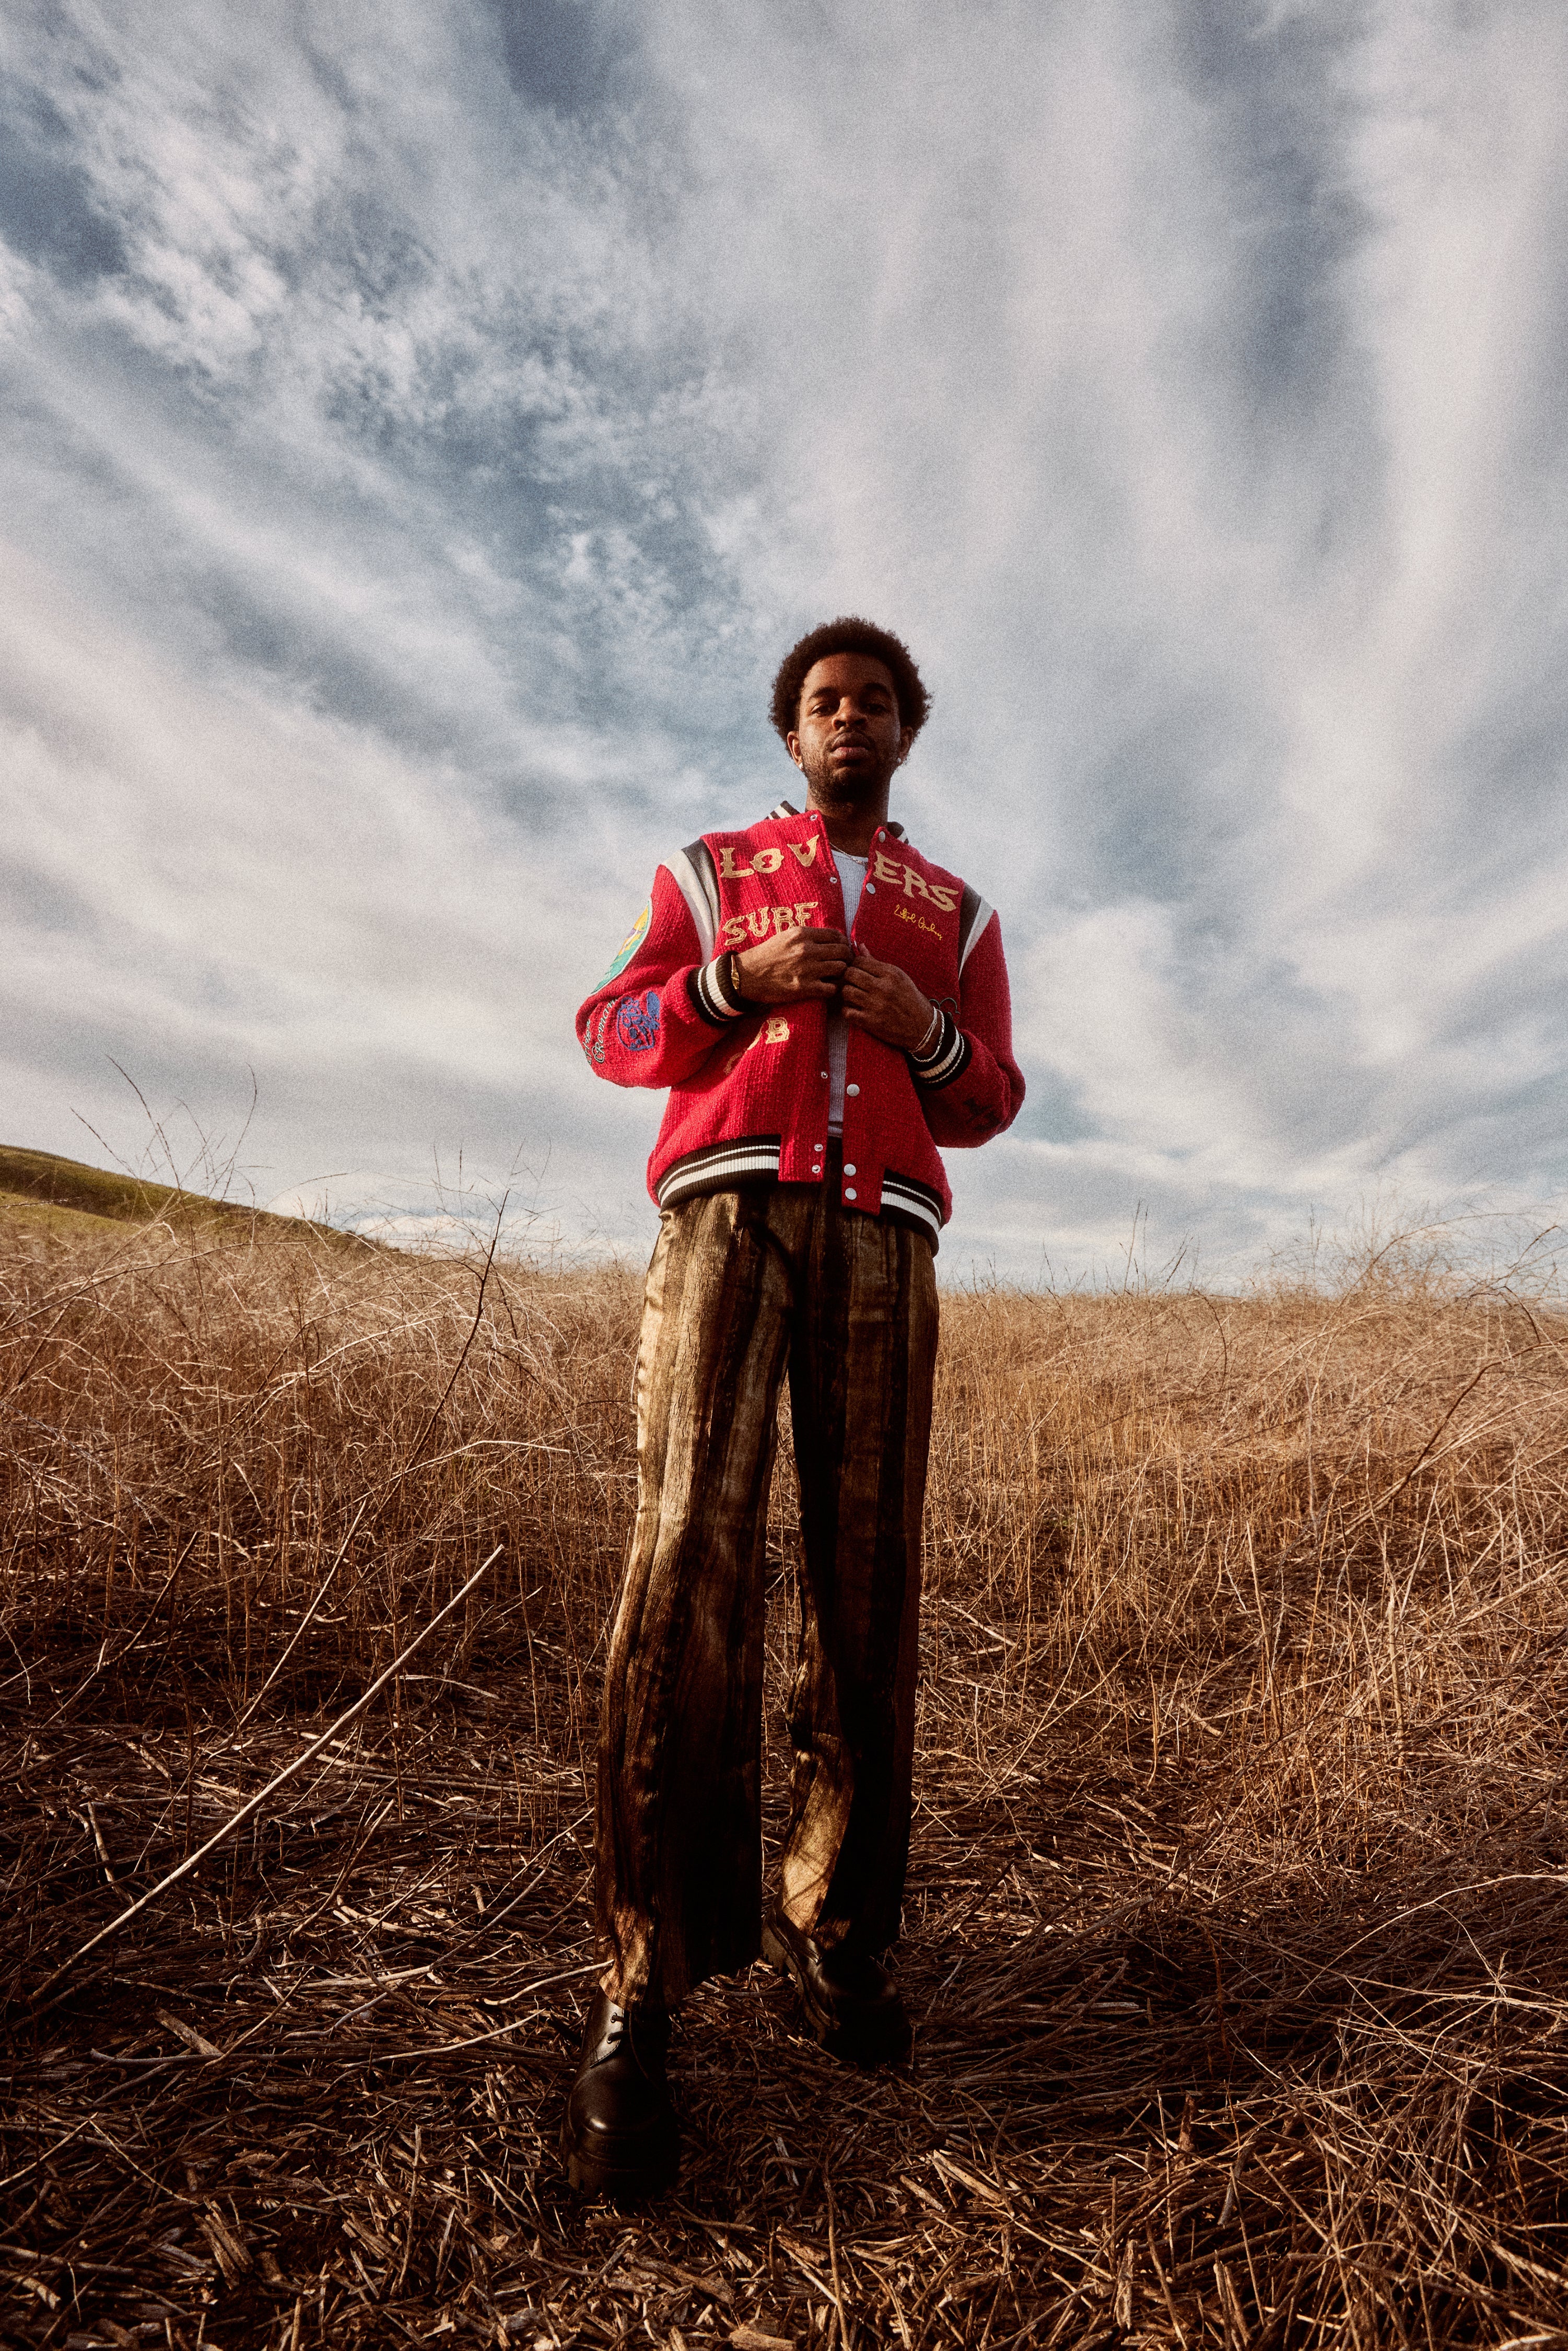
[{"xmin": 768, "ymin": 616, "xmax": 931, "ymax": 744}]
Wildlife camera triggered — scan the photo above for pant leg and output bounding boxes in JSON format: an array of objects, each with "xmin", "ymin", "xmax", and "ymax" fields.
[
  {"xmin": 779, "ymin": 1206, "xmax": 939, "ymax": 1957},
  {"xmin": 595, "ymin": 1188, "xmax": 795, "ymax": 2009}
]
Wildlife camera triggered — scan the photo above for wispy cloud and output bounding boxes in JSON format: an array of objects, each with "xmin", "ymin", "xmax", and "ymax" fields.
[{"xmin": 3, "ymin": 1, "xmax": 1566, "ymax": 1275}]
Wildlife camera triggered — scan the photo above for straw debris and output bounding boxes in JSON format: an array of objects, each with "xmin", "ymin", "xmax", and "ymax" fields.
[{"xmin": 3, "ymin": 1206, "xmax": 1567, "ymax": 2346}]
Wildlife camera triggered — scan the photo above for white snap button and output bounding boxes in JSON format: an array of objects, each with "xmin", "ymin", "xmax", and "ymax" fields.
[
  {"xmin": 844, "ymin": 1163, "xmax": 857, "ymax": 1177},
  {"xmin": 846, "ymin": 1083, "xmax": 859, "ymax": 1097},
  {"xmin": 844, "ymin": 1186, "xmax": 858, "ymax": 1201},
  {"xmin": 812, "ymin": 1166, "xmax": 821, "ymax": 1176},
  {"xmin": 864, "ymin": 882, "xmax": 876, "ymax": 894},
  {"xmin": 820, "ymin": 1069, "xmax": 829, "ymax": 1080}
]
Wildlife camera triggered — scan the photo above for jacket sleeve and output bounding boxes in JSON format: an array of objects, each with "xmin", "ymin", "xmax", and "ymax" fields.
[
  {"xmin": 577, "ymin": 861, "xmax": 751, "ymax": 1090},
  {"xmin": 908, "ymin": 913, "xmax": 1025, "ymax": 1147}
]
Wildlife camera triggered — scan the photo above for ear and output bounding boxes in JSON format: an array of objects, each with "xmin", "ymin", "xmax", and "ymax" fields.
[
  {"xmin": 896, "ymin": 728, "xmax": 915, "ymax": 766},
  {"xmin": 786, "ymin": 732, "xmax": 805, "ymax": 770}
]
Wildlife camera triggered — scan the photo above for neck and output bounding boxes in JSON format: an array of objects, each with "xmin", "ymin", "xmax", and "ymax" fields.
[{"xmin": 808, "ymin": 788, "xmax": 890, "ymax": 857}]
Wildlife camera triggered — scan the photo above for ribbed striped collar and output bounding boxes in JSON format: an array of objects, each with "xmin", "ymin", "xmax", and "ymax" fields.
[{"xmin": 768, "ymin": 797, "xmax": 906, "ymax": 840}]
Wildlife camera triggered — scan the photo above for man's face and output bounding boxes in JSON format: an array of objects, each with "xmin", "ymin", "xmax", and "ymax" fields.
[{"xmin": 787, "ymin": 653, "xmax": 913, "ymax": 809}]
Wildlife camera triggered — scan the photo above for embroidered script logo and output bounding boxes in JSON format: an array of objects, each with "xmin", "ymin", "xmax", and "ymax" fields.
[
  {"xmin": 895, "ymin": 903, "xmax": 943, "ymax": 940},
  {"xmin": 615, "ymin": 990, "xmax": 662, "ymax": 1052},
  {"xmin": 583, "ymin": 1004, "xmax": 615, "ymax": 1065}
]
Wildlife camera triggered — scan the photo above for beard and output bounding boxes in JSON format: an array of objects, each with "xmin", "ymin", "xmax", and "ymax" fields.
[{"xmin": 798, "ymin": 735, "xmax": 898, "ymax": 809}]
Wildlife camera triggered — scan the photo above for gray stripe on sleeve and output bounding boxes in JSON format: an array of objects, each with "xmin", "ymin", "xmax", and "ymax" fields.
[
  {"xmin": 958, "ymin": 884, "xmax": 994, "ymax": 973},
  {"xmin": 666, "ymin": 842, "xmax": 720, "ymax": 959}
]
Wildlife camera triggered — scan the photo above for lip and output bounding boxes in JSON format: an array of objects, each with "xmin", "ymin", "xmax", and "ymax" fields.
[{"xmin": 830, "ymin": 737, "xmax": 872, "ymax": 760}]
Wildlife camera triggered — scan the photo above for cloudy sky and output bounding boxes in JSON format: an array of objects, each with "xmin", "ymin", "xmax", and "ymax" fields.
[{"xmin": 4, "ymin": 0, "xmax": 1567, "ymax": 1280}]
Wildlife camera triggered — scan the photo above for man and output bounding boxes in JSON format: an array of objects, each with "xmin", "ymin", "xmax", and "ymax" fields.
[{"xmin": 567, "ymin": 616, "xmax": 1023, "ymax": 2196}]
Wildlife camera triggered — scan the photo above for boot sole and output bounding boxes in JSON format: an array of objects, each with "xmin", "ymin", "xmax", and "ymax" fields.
[
  {"xmin": 560, "ymin": 2119, "xmax": 678, "ymax": 2202},
  {"xmin": 760, "ymin": 1918, "xmax": 912, "ymax": 2064}
]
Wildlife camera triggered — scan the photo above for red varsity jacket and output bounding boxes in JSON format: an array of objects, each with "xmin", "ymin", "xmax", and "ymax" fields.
[{"xmin": 576, "ymin": 799, "xmax": 1024, "ymax": 1246}]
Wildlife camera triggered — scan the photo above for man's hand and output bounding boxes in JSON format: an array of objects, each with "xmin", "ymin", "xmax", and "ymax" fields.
[
  {"xmin": 735, "ymin": 926, "xmax": 853, "ymax": 1004},
  {"xmin": 840, "ymin": 948, "xmax": 938, "ymax": 1052}
]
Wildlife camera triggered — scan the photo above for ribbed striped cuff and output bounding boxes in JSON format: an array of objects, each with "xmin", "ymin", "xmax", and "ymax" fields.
[
  {"xmin": 909, "ymin": 1008, "xmax": 969, "ymax": 1089},
  {"xmin": 687, "ymin": 955, "xmax": 749, "ymax": 1027}
]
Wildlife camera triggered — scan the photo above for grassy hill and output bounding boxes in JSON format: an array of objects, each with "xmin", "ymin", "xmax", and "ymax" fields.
[{"xmin": 0, "ymin": 1141, "xmax": 370, "ymax": 1248}]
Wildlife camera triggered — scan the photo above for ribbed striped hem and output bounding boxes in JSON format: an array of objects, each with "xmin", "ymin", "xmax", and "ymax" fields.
[
  {"xmin": 909, "ymin": 1009, "xmax": 969, "ymax": 1089},
  {"xmin": 656, "ymin": 1145, "xmax": 945, "ymax": 1245},
  {"xmin": 656, "ymin": 1137, "xmax": 783, "ymax": 1207},
  {"xmin": 881, "ymin": 1171, "xmax": 944, "ymax": 1241},
  {"xmin": 687, "ymin": 955, "xmax": 748, "ymax": 1027}
]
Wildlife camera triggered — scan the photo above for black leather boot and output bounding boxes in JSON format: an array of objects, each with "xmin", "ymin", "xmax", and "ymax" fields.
[
  {"xmin": 560, "ymin": 1989, "xmax": 678, "ymax": 2198},
  {"xmin": 761, "ymin": 1910, "xmax": 912, "ymax": 2064}
]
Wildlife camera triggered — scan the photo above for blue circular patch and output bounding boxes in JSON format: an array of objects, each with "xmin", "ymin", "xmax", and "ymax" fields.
[{"xmin": 615, "ymin": 988, "xmax": 662, "ymax": 1052}]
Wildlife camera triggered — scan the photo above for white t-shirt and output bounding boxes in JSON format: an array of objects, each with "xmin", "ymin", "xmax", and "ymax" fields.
[{"xmin": 827, "ymin": 850, "xmax": 868, "ymax": 1135}]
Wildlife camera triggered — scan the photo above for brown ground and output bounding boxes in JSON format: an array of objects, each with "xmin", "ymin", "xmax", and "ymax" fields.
[{"xmin": 2, "ymin": 1205, "xmax": 1567, "ymax": 2347}]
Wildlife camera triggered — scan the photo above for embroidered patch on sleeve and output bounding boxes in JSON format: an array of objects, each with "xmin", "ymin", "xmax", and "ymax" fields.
[
  {"xmin": 583, "ymin": 1003, "xmax": 615, "ymax": 1065},
  {"xmin": 596, "ymin": 899, "xmax": 651, "ymax": 986},
  {"xmin": 614, "ymin": 989, "xmax": 662, "ymax": 1051}
]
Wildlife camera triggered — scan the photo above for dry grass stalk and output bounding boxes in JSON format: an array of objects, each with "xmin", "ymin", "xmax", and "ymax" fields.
[{"xmin": 1, "ymin": 1207, "xmax": 1566, "ymax": 2347}]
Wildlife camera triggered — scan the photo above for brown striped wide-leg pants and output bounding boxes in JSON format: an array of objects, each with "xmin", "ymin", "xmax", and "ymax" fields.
[{"xmin": 594, "ymin": 1179, "xmax": 939, "ymax": 2010}]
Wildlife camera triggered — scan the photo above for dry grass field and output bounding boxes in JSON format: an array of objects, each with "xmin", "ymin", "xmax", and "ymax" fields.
[{"xmin": 3, "ymin": 1182, "xmax": 1567, "ymax": 2348}]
